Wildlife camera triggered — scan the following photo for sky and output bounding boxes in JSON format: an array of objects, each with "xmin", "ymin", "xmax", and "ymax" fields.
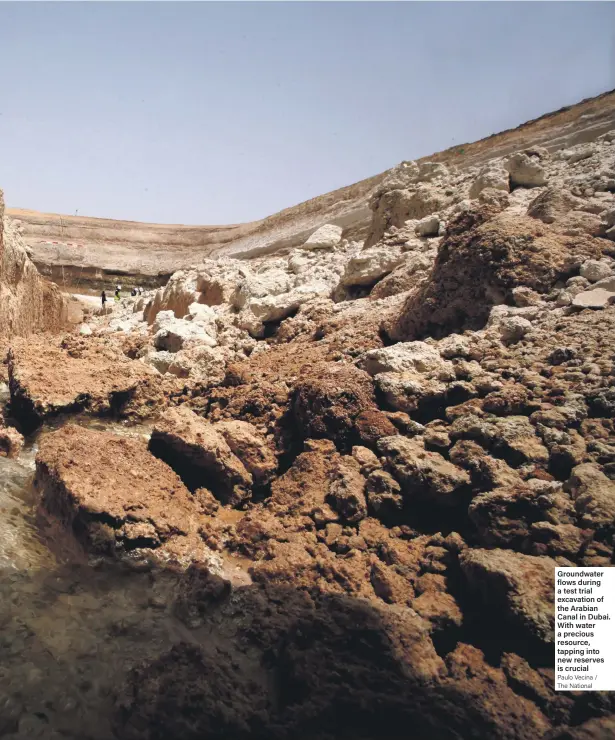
[{"xmin": 0, "ymin": 2, "xmax": 614, "ymax": 225}]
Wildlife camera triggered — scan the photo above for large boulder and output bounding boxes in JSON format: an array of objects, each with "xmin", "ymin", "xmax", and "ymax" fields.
[
  {"xmin": 469, "ymin": 163, "xmax": 510, "ymax": 199},
  {"xmin": 459, "ymin": 548, "xmax": 556, "ymax": 649},
  {"xmin": 35, "ymin": 424, "xmax": 207, "ymax": 562},
  {"xmin": 505, "ymin": 151, "xmax": 548, "ymax": 188},
  {"xmin": 365, "ymin": 185, "xmax": 449, "ymax": 248},
  {"xmin": 378, "ymin": 436, "xmax": 470, "ymax": 509},
  {"xmin": 153, "ymin": 310, "xmax": 217, "ymax": 352},
  {"xmin": 387, "ymin": 207, "xmax": 604, "ymax": 341},
  {"xmin": 340, "ymin": 245, "xmax": 405, "ymax": 287},
  {"xmin": 149, "ymin": 406, "xmax": 253, "ymax": 506},
  {"xmin": 302, "ymin": 223, "xmax": 343, "ymax": 250},
  {"xmin": 7, "ymin": 335, "xmax": 155, "ymax": 432}
]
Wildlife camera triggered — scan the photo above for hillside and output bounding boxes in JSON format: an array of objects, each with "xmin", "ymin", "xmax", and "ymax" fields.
[{"xmin": 7, "ymin": 89, "xmax": 615, "ymax": 291}]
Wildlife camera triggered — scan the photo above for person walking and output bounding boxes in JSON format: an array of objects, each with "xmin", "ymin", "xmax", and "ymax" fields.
[
  {"xmin": 101, "ymin": 290, "xmax": 107, "ymax": 309},
  {"xmin": 114, "ymin": 288, "xmax": 120, "ymax": 303}
]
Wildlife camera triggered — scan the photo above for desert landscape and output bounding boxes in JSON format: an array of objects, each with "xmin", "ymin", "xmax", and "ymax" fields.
[{"xmin": 0, "ymin": 88, "xmax": 615, "ymax": 739}]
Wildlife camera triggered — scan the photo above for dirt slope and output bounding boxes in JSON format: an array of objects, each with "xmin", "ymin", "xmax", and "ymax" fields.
[{"xmin": 7, "ymin": 89, "xmax": 615, "ymax": 292}]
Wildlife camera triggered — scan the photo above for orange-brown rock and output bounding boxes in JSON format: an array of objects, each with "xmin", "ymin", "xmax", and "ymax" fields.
[{"xmin": 35, "ymin": 424, "xmax": 208, "ymax": 563}]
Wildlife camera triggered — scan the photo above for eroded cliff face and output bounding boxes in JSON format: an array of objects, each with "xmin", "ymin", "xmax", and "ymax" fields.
[{"xmin": 0, "ymin": 189, "xmax": 68, "ymax": 338}]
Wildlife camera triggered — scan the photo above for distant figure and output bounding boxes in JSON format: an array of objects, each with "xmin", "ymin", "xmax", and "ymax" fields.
[
  {"xmin": 131, "ymin": 287, "xmax": 137, "ymax": 297},
  {"xmin": 101, "ymin": 290, "xmax": 107, "ymax": 308},
  {"xmin": 114, "ymin": 288, "xmax": 120, "ymax": 302},
  {"xmin": 138, "ymin": 287, "xmax": 143, "ymax": 296}
]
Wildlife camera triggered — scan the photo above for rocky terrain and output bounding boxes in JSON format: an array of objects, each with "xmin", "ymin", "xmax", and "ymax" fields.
[
  {"xmin": 1, "ymin": 92, "xmax": 615, "ymax": 739},
  {"xmin": 8, "ymin": 90, "xmax": 615, "ymax": 292}
]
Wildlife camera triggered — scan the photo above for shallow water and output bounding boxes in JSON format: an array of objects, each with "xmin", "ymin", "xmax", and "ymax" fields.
[{"xmin": 0, "ymin": 407, "xmax": 221, "ymax": 739}]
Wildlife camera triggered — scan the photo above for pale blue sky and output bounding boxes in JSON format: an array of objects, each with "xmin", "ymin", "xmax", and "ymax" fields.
[{"xmin": 0, "ymin": 2, "xmax": 613, "ymax": 224}]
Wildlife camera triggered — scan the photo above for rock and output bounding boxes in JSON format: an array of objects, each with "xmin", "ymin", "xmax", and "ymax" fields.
[
  {"xmin": 366, "ymin": 184, "xmax": 449, "ymax": 248},
  {"xmin": 149, "ymin": 406, "xmax": 253, "ymax": 506},
  {"xmin": 460, "ymin": 548, "xmax": 556, "ymax": 647},
  {"xmin": 414, "ymin": 215, "xmax": 441, "ymax": 237},
  {"xmin": 213, "ymin": 420, "xmax": 277, "ymax": 487},
  {"xmin": 302, "ymin": 223, "xmax": 343, "ymax": 250},
  {"xmin": 327, "ymin": 458, "xmax": 368, "ymax": 523},
  {"xmin": 79, "ymin": 323, "xmax": 92, "ymax": 336},
  {"xmin": 35, "ymin": 424, "xmax": 207, "ymax": 562},
  {"xmin": 505, "ymin": 151, "xmax": 548, "ymax": 188},
  {"xmin": 143, "ymin": 270, "xmax": 200, "ymax": 325},
  {"xmin": 7, "ymin": 335, "xmax": 155, "ymax": 432},
  {"xmin": 498, "ymin": 316, "xmax": 533, "ymax": 344},
  {"xmin": 0, "ymin": 189, "xmax": 68, "ymax": 338},
  {"xmin": 144, "ymin": 349, "xmax": 175, "ymax": 374},
  {"xmin": 579, "ymin": 260, "xmax": 613, "ymax": 283},
  {"xmin": 369, "ymin": 252, "xmax": 433, "ymax": 300},
  {"xmin": 559, "ymin": 144, "xmax": 595, "ymax": 164},
  {"xmin": 565, "ymin": 463, "xmax": 615, "ymax": 532},
  {"xmin": 292, "ymin": 363, "xmax": 379, "ymax": 451},
  {"xmin": 572, "ymin": 288, "xmax": 615, "ymax": 310},
  {"xmin": 593, "ymin": 275, "xmax": 615, "ymax": 291},
  {"xmin": 365, "ymin": 469, "xmax": 404, "ymax": 523},
  {"xmin": 527, "ymin": 187, "xmax": 584, "ymax": 225},
  {"xmin": 358, "ymin": 341, "xmax": 453, "ymax": 377},
  {"xmin": 153, "ymin": 310, "xmax": 216, "ymax": 352},
  {"xmin": 435, "ymin": 643, "xmax": 551, "ymax": 739},
  {"xmin": 469, "ymin": 163, "xmax": 510, "ymax": 198},
  {"xmin": 387, "ymin": 207, "xmax": 603, "ymax": 341},
  {"xmin": 378, "ymin": 436, "xmax": 470, "ymax": 509},
  {"xmin": 0, "ymin": 424, "xmax": 24, "ymax": 458},
  {"xmin": 340, "ymin": 245, "xmax": 405, "ymax": 287}
]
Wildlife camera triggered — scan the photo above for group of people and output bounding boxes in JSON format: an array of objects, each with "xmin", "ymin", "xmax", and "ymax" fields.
[{"xmin": 100, "ymin": 284, "xmax": 143, "ymax": 308}]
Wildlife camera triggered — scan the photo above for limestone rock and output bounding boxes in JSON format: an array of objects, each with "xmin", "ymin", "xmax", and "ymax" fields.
[
  {"xmin": 302, "ymin": 223, "xmax": 343, "ymax": 250},
  {"xmin": 505, "ymin": 151, "xmax": 548, "ymax": 188},
  {"xmin": 35, "ymin": 424, "xmax": 206, "ymax": 562},
  {"xmin": 498, "ymin": 316, "xmax": 533, "ymax": 344},
  {"xmin": 572, "ymin": 288, "xmax": 615, "ymax": 310},
  {"xmin": 469, "ymin": 163, "xmax": 510, "ymax": 198},
  {"xmin": 579, "ymin": 259, "xmax": 613, "ymax": 283},
  {"xmin": 414, "ymin": 214, "xmax": 441, "ymax": 237},
  {"xmin": 358, "ymin": 341, "xmax": 453, "ymax": 377},
  {"xmin": 153, "ymin": 311, "xmax": 217, "ymax": 352},
  {"xmin": 340, "ymin": 245, "xmax": 405, "ymax": 287}
]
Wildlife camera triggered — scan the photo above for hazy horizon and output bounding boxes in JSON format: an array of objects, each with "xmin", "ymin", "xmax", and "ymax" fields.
[{"xmin": 1, "ymin": 1, "xmax": 614, "ymax": 225}]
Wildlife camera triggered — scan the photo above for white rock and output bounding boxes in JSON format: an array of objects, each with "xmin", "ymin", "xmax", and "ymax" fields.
[
  {"xmin": 414, "ymin": 215, "xmax": 441, "ymax": 237},
  {"xmin": 302, "ymin": 224, "xmax": 343, "ymax": 250},
  {"xmin": 153, "ymin": 313, "xmax": 217, "ymax": 352},
  {"xmin": 593, "ymin": 276, "xmax": 615, "ymax": 292},
  {"xmin": 144, "ymin": 350, "xmax": 175, "ymax": 374},
  {"xmin": 505, "ymin": 152, "xmax": 547, "ymax": 188},
  {"xmin": 469, "ymin": 164, "xmax": 510, "ymax": 198},
  {"xmin": 79, "ymin": 323, "xmax": 92, "ymax": 336},
  {"xmin": 580, "ymin": 260, "xmax": 613, "ymax": 283},
  {"xmin": 498, "ymin": 316, "xmax": 532, "ymax": 344},
  {"xmin": 559, "ymin": 145, "xmax": 595, "ymax": 164},
  {"xmin": 437, "ymin": 334, "xmax": 472, "ymax": 359},
  {"xmin": 340, "ymin": 245, "xmax": 404, "ymax": 287},
  {"xmin": 358, "ymin": 341, "xmax": 454, "ymax": 378},
  {"xmin": 572, "ymin": 288, "xmax": 615, "ymax": 310}
]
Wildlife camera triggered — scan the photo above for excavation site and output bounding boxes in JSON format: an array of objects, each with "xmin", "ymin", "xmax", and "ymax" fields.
[{"xmin": 1, "ymin": 16, "xmax": 615, "ymax": 738}]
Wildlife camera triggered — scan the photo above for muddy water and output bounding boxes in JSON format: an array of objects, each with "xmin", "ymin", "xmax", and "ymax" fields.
[{"xmin": 0, "ymin": 402, "xmax": 237, "ymax": 739}]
